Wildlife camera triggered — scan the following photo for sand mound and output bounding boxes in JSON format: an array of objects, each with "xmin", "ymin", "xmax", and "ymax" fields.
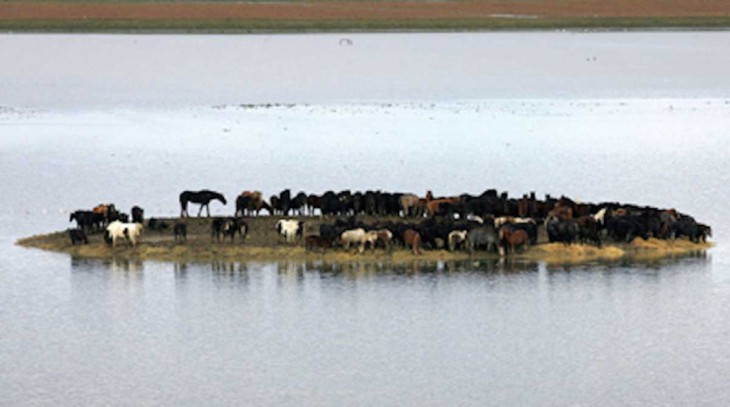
[{"xmin": 526, "ymin": 243, "xmax": 625, "ymax": 262}]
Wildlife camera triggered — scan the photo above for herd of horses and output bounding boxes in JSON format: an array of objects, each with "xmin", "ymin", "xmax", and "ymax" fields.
[
  {"xmin": 66, "ymin": 188, "xmax": 712, "ymax": 255},
  {"xmin": 68, "ymin": 203, "xmax": 145, "ymax": 247}
]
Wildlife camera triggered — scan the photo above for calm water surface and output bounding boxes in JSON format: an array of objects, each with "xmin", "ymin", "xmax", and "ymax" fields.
[{"xmin": 1, "ymin": 33, "xmax": 730, "ymax": 405}]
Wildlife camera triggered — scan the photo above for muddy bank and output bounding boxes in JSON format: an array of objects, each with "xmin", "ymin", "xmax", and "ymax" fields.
[{"xmin": 17, "ymin": 216, "xmax": 713, "ymax": 265}]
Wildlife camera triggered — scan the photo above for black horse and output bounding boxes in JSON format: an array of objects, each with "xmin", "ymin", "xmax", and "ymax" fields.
[
  {"xmin": 70, "ymin": 210, "xmax": 100, "ymax": 232},
  {"xmin": 180, "ymin": 190, "xmax": 227, "ymax": 217}
]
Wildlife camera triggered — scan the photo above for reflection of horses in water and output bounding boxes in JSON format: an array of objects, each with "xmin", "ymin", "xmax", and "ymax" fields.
[{"xmin": 180, "ymin": 190, "xmax": 227, "ymax": 217}]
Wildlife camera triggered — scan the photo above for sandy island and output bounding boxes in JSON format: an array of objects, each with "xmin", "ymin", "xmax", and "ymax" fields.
[{"xmin": 17, "ymin": 216, "xmax": 713, "ymax": 265}]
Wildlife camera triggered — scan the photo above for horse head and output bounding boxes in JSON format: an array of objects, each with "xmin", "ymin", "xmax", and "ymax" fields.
[{"xmin": 260, "ymin": 201, "xmax": 272, "ymax": 214}]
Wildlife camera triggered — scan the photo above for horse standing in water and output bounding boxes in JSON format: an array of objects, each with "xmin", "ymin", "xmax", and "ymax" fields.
[{"xmin": 180, "ymin": 190, "xmax": 227, "ymax": 217}]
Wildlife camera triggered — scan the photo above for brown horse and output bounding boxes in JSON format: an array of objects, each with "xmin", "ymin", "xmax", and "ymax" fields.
[
  {"xmin": 547, "ymin": 204, "xmax": 573, "ymax": 222},
  {"xmin": 306, "ymin": 194, "xmax": 321, "ymax": 215},
  {"xmin": 399, "ymin": 193, "xmax": 421, "ymax": 217},
  {"xmin": 403, "ymin": 229, "xmax": 422, "ymax": 255},
  {"xmin": 426, "ymin": 197, "xmax": 461, "ymax": 217},
  {"xmin": 236, "ymin": 191, "xmax": 270, "ymax": 216},
  {"xmin": 518, "ymin": 197, "xmax": 529, "ymax": 217},
  {"xmin": 241, "ymin": 190, "xmax": 262, "ymax": 202},
  {"xmin": 375, "ymin": 229, "xmax": 394, "ymax": 252},
  {"xmin": 499, "ymin": 226, "xmax": 529, "ymax": 255},
  {"xmin": 93, "ymin": 203, "xmax": 116, "ymax": 220}
]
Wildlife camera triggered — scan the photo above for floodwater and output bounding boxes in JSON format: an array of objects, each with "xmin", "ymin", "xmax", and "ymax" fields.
[{"xmin": 1, "ymin": 32, "xmax": 730, "ymax": 405}]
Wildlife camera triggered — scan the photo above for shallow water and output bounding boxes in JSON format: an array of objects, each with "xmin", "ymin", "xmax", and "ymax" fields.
[{"xmin": 2, "ymin": 33, "xmax": 730, "ymax": 405}]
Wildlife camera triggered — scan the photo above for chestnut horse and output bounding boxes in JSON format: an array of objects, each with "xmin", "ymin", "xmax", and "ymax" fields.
[
  {"xmin": 426, "ymin": 197, "xmax": 461, "ymax": 217},
  {"xmin": 499, "ymin": 226, "xmax": 529, "ymax": 255},
  {"xmin": 403, "ymin": 229, "xmax": 422, "ymax": 255}
]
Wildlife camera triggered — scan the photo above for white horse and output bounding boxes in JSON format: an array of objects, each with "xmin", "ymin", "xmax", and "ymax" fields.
[
  {"xmin": 276, "ymin": 219, "xmax": 302, "ymax": 242},
  {"xmin": 362, "ymin": 231, "xmax": 382, "ymax": 251},
  {"xmin": 106, "ymin": 220, "xmax": 143, "ymax": 247},
  {"xmin": 340, "ymin": 228, "xmax": 368, "ymax": 253},
  {"xmin": 448, "ymin": 230, "xmax": 468, "ymax": 251},
  {"xmin": 494, "ymin": 216, "xmax": 535, "ymax": 228}
]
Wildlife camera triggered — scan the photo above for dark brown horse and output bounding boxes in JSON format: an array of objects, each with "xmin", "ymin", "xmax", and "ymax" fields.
[
  {"xmin": 131, "ymin": 206, "xmax": 144, "ymax": 223},
  {"xmin": 546, "ymin": 204, "xmax": 573, "ymax": 224},
  {"xmin": 575, "ymin": 215, "xmax": 601, "ymax": 246},
  {"xmin": 235, "ymin": 191, "xmax": 270, "ymax": 216},
  {"xmin": 180, "ymin": 190, "xmax": 227, "ymax": 217},
  {"xmin": 306, "ymin": 194, "xmax": 321, "ymax": 216}
]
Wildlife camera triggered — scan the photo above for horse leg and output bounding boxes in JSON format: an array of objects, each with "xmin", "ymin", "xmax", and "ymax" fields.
[{"xmin": 206, "ymin": 204, "xmax": 211, "ymax": 217}]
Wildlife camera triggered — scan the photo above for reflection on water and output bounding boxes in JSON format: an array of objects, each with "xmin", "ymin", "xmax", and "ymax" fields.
[
  {"xmin": 170, "ymin": 258, "xmax": 543, "ymax": 281},
  {"xmin": 19, "ymin": 239, "xmax": 720, "ymax": 407},
  {"xmin": 71, "ymin": 256, "xmax": 144, "ymax": 274},
  {"xmin": 303, "ymin": 258, "xmax": 542, "ymax": 277},
  {"xmin": 544, "ymin": 250, "xmax": 711, "ymax": 274},
  {"xmin": 69, "ymin": 251, "xmax": 711, "ymax": 285}
]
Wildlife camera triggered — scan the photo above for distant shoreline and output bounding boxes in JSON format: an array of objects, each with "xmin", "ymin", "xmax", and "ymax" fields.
[
  {"xmin": 2, "ymin": 19, "xmax": 729, "ymax": 34},
  {"xmin": 1, "ymin": 0, "xmax": 728, "ymax": 33}
]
